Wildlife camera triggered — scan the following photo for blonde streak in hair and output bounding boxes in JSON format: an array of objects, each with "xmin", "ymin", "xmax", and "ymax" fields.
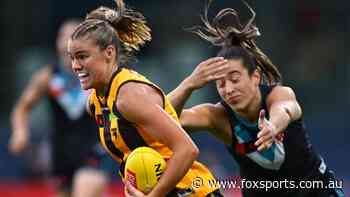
[
  {"xmin": 117, "ymin": 23, "xmax": 151, "ymax": 51},
  {"xmin": 115, "ymin": 0, "xmax": 125, "ymax": 13}
]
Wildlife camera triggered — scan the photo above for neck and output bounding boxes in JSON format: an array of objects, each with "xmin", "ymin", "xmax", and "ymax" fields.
[{"xmin": 96, "ymin": 63, "xmax": 118, "ymax": 96}]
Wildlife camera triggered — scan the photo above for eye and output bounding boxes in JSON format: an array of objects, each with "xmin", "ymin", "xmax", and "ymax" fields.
[
  {"xmin": 231, "ymin": 78, "xmax": 239, "ymax": 84},
  {"xmin": 77, "ymin": 54, "xmax": 88, "ymax": 60}
]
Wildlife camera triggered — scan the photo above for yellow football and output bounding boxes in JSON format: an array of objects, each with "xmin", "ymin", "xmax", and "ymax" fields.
[{"xmin": 124, "ymin": 147, "xmax": 167, "ymax": 194}]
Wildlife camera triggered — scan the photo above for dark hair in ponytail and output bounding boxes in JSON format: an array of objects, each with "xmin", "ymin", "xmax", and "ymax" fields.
[
  {"xmin": 71, "ymin": 0, "xmax": 151, "ymax": 65},
  {"xmin": 189, "ymin": 0, "xmax": 282, "ymax": 85}
]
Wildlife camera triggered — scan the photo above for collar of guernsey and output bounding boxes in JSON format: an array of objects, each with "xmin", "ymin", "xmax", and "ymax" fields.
[{"xmin": 89, "ymin": 67, "xmax": 219, "ymax": 196}]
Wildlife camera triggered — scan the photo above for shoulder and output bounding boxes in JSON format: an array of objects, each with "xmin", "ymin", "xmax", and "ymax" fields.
[
  {"xmin": 270, "ymin": 85, "xmax": 296, "ymax": 95},
  {"xmin": 118, "ymin": 81, "xmax": 162, "ymax": 101},
  {"xmin": 117, "ymin": 81, "xmax": 163, "ymax": 113},
  {"xmin": 267, "ymin": 85, "xmax": 297, "ymax": 101},
  {"xmin": 33, "ymin": 66, "xmax": 52, "ymax": 83},
  {"xmin": 86, "ymin": 91, "xmax": 95, "ymax": 117}
]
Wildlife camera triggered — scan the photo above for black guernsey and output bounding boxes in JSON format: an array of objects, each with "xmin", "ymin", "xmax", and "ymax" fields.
[{"xmin": 222, "ymin": 85, "xmax": 322, "ymax": 180}]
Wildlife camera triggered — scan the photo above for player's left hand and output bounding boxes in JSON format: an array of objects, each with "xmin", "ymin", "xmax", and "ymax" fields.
[
  {"xmin": 255, "ymin": 109, "xmax": 280, "ymax": 151},
  {"xmin": 125, "ymin": 182, "xmax": 146, "ymax": 197}
]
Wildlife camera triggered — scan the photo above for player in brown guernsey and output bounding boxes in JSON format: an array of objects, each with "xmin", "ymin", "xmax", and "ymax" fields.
[{"xmin": 67, "ymin": 0, "xmax": 226, "ymax": 196}]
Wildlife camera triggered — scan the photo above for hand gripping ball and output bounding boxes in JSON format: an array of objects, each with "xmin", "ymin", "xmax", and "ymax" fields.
[{"xmin": 124, "ymin": 147, "xmax": 167, "ymax": 194}]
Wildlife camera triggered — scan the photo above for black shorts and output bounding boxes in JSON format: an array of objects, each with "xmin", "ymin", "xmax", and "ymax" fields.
[{"xmin": 51, "ymin": 143, "xmax": 106, "ymax": 192}]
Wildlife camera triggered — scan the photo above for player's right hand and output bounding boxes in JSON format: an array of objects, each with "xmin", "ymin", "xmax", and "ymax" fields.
[
  {"xmin": 186, "ymin": 57, "xmax": 230, "ymax": 90},
  {"xmin": 8, "ymin": 132, "xmax": 28, "ymax": 155},
  {"xmin": 125, "ymin": 182, "xmax": 146, "ymax": 197}
]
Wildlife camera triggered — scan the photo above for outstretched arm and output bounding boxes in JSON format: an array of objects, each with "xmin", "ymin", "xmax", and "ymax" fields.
[
  {"xmin": 180, "ymin": 103, "xmax": 232, "ymax": 144},
  {"xmin": 255, "ymin": 86, "xmax": 302, "ymax": 150},
  {"xmin": 118, "ymin": 82, "xmax": 198, "ymax": 197},
  {"xmin": 9, "ymin": 66, "xmax": 51, "ymax": 154},
  {"xmin": 168, "ymin": 57, "xmax": 229, "ymax": 115}
]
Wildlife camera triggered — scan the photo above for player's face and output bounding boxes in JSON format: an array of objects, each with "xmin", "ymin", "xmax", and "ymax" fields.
[
  {"xmin": 68, "ymin": 38, "xmax": 111, "ymax": 90},
  {"xmin": 56, "ymin": 22, "xmax": 78, "ymax": 72},
  {"xmin": 216, "ymin": 59, "xmax": 260, "ymax": 111}
]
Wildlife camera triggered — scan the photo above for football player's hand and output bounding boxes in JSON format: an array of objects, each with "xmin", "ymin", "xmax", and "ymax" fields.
[
  {"xmin": 186, "ymin": 57, "xmax": 230, "ymax": 90},
  {"xmin": 255, "ymin": 110, "xmax": 279, "ymax": 151},
  {"xmin": 8, "ymin": 131, "xmax": 29, "ymax": 154},
  {"xmin": 125, "ymin": 182, "xmax": 146, "ymax": 197}
]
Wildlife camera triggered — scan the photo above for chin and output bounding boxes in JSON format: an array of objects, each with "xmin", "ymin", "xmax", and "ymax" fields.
[
  {"xmin": 227, "ymin": 101, "xmax": 245, "ymax": 111},
  {"xmin": 80, "ymin": 83, "xmax": 92, "ymax": 90}
]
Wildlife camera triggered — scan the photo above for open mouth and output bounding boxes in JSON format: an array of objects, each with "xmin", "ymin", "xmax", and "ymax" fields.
[{"xmin": 77, "ymin": 72, "xmax": 90, "ymax": 83}]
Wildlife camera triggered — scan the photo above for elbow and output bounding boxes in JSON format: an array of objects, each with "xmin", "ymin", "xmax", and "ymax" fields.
[
  {"xmin": 176, "ymin": 141, "xmax": 199, "ymax": 161},
  {"xmin": 191, "ymin": 145, "xmax": 200, "ymax": 158},
  {"xmin": 10, "ymin": 106, "xmax": 21, "ymax": 124},
  {"xmin": 296, "ymin": 103, "xmax": 302, "ymax": 119},
  {"xmin": 290, "ymin": 103, "xmax": 302, "ymax": 121},
  {"xmin": 187, "ymin": 143, "xmax": 199, "ymax": 161}
]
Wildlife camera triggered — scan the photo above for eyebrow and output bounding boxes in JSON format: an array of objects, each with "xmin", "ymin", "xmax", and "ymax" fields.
[
  {"xmin": 229, "ymin": 71, "xmax": 241, "ymax": 75},
  {"xmin": 69, "ymin": 50, "xmax": 87, "ymax": 56}
]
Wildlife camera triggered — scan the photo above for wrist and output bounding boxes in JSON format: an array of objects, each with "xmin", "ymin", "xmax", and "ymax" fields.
[
  {"xmin": 183, "ymin": 77, "xmax": 196, "ymax": 92},
  {"xmin": 270, "ymin": 113, "xmax": 290, "ymax": 134},
  {"xmin": 13, "ymin": 129, "xmax": 28, "ymax": 138}
]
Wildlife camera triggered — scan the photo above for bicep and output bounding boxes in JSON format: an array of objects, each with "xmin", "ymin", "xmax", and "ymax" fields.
[
  {"xmin": 117, "ymin": 82, "xmax": 192, "ymax": 149},
  {"xmin": 180, "ymin": 104, "xmax": 214, "ymax": 133},
  {"xmin": 267, "ymin": 86, "xmax": 302, "ymax": 119}
]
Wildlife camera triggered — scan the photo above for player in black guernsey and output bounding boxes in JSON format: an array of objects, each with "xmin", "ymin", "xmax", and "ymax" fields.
[
  {"xmin": 168, "ymin": 3, "xmax": 344, "ymax": 197},
  {"xmin": 9, "ymin": 19, "xmax": 108, "ymax": 197}
]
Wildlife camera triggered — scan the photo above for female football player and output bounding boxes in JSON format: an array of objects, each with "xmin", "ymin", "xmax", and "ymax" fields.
[
  {"xmin": 168, "ymin": 2, "xmax": 344, "ymax": 197},
  {"xmin": 68, "ymin": 0, "xmax": 223, "ymax": 196}
]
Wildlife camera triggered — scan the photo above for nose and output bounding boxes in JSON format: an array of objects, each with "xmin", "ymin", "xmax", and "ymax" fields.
[
  {"xmin": 71, "ymin": 59, "xmax": 82, "ymax": 72},
  {"xmin": 225, "ymin": 80, "xmax": 235, "ymax": 95}
]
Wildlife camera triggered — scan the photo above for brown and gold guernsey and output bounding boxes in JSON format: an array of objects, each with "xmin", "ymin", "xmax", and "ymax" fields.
[{"xmin": 88, "ymin": 67, "xmax": 218, "ymax": 196}]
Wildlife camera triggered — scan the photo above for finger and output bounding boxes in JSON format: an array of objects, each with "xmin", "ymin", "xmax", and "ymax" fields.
[
  {"xmin": 258, "ymin": 109, "xmax": 266, "ymax": 129},
  {"xmin": 207, "ymin": 63, "xmax": 234, "ymax": 78},
  {"xmin": 255, "ymin": 132, "xmax": 271, "ymax": 146},
  {"xmin": 204, "ymin": 61, "xmax": 228, "ymax": 79},
  {"xmin": 200, "ymin": 57, "xmax": 225, "ymax": 68},
  {"xmin": 126, "ymin": 182, "xmax": 144, "ymax": 196},
  {"xmin": 125, "ymin": 185, "xmax": 131, "ymax": 197},
  {"xmin": 257, "ymin": 128, "xmax": 269, "ymax": 139},
  {"xmin": 206, "ymin": 67, "xmax": 232, "ymax": 81},
  {"xmin": 206, "ymin": 59, "xmax": 228, "ymax": 70},
  {"xmin": 126, "ymin": 182, "xmax": 135, "ymax": 194},
  {"xmin": 276, "ymin": 133, "xmax": 285, "ymax": 141},
  {"xmin": 257, "ymin": 140, "xmax": 273, "ymax": 151}
]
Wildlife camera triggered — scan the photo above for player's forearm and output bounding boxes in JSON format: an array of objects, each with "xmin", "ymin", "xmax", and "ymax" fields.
[
  {"xmin": 11, "ymin": 104, "xmax": 30, "ymax": 136},
  {"xmin": 269, "ymin": 107, "xmax": 291, "ymax": 134},
  {"xmin": 269, "ymin": 102, "xmax": 302, "ymax": 133},
  {"xmin": 149, "ymin": 146, "xmax": 198, "ymax": 196},
  {"xmin": 168, "ymin": 77, "xmax": 195, "ymax": 115}
]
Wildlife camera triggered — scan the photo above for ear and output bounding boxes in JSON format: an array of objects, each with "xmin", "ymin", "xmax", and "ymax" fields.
[
  {"xmin": 251, "ymin": 69, "xmax": 261, "ymax": 86},
  {"xmin": 104, "ymin": 45, "xmax": 116, "ymax": 63}
]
